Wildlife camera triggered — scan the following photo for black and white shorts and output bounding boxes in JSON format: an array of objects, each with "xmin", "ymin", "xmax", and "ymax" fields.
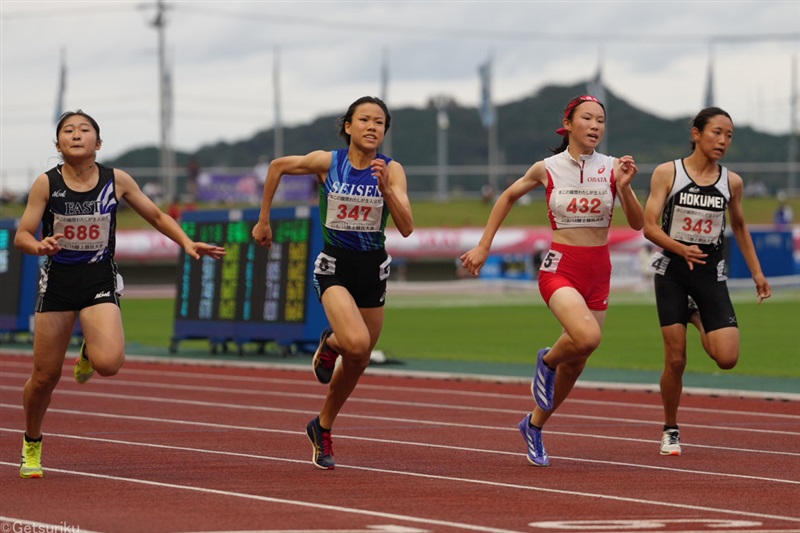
[
  {"xmin": 650, "ymin": 249, "xmax": 737, "ymax": 332},
  {"xmin": 313, "ymin": 245, "xmax": 391, "ymax": 308},
  {"xmin": 36, "ymin": 259, "xmax": 122, "ymax": 312}
]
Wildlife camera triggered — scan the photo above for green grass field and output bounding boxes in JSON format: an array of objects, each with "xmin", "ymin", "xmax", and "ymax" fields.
[
  {"xmin": 122, "ymin": 290, "xmax": 800, "ymax": 379},
  {"xmin": 5, "ymin": 195, "xmax": 797, "ymax": 380}
]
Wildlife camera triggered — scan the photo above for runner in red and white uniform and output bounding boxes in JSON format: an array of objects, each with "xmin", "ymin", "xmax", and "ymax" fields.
[{"xmin": 461, "ymin": 95, "xmax": 644, "ymax": 467}]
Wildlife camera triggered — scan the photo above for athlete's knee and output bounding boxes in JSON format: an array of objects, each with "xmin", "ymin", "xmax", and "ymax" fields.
[
  {"xmin": 663, "ymin": 349, "xmax": 687, "ymax": 374},
  {"xmin": 335, "ymin": 332, "xmax": 371, "ymax": 360},
  {"xmin": 29, "ymin": 368, "xmax": 61, "ymax": 391},
  {"xmin": 94, "ymin": 359, "xmax": 124, "ymax": 377},
  {"xmin": 571, "ymin": 329, "xmax": 602, "ymax": 355},
  {"xmin": 89, "ymin": 348, "xmax": 125, "ymax": 377},
  {"xmin": 711, "ymin": 352, "xmax": 738, "ymax": 370}
]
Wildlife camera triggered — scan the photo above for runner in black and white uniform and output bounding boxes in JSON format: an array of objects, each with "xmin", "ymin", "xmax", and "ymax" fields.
[
  {"xmin": 252, "ymin": 96, "xmax": 414, "ymax": 470},
  {"xmin": 643, "ymin": 107, "xmax": 771, "ymax": 457},
  {"xmin": 650, "ymin": 158, "xmax": 735, "ymax": 332},
  {"xmin": 14, "ymin": 110, "xmax": 225, "ymax": 479}
]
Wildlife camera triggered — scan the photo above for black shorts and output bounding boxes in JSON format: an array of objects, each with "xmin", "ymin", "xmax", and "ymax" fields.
[
  {"xmin": 313, "ymin": 245, "xmax": 391, "ymax": 308},
  {"xmin": 36, "ymin": 259, "xmax": 122, "ymax": 312},
  {"xmin": 651, "ymin": 249, "xmax": 737, "ymax": 332}
]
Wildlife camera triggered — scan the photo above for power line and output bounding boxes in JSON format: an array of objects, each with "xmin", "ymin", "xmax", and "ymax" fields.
[{"xmin": 5, "ymin": 3, "xmax": 798, "ymax": 44}]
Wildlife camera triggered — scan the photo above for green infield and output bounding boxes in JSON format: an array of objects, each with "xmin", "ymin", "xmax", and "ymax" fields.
[{"xmin": 121, "ymin": 289, "xmax": 799, "ymax": 379}]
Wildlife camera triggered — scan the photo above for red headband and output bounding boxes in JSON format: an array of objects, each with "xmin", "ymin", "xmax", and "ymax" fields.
[{"xmin": 556, "ymin": 95, "xmax": 601, "ymax": 137}]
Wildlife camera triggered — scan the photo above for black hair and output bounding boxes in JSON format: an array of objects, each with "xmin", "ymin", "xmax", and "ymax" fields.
[
  {"xmin": 549, "ymin": 96, "xmax": 606, "ymax": 154},
  {"xmin": 56, "ymin": 109, "xmax": 101, "ymax": 142},
  {"xmin": 689, "ymin": 107, "xmax": 732, "ymax": 151},
  {"xmin": 337, "ymin": 96, "xmax": 391, "ymax": 146}
]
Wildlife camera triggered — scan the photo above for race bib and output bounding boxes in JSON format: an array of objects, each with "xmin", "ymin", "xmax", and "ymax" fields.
[
  {"xmin": 539, "ymin": 249, "xmax": 563, "ymax": 274},
  {"xmin": 551, "ymin": 188, "xmax": 613, "ymax": 227},
  {"xmin": 668, "ymin": 206, "xmax": 724, "ymax": 245},
  {"xmin": 52, "ymin": 213, "xmax": 111, "ymax": 251},
  {"xmin": 325, "ymin": 193, "xmax": 384, "ymax": 232},
  {"xmin": 314, "ymin": 252, "xmax": 336, "ymax": 276},
  {"xmin": 648, "ymin": 251, "xmax": 670, "ymax": 275}
]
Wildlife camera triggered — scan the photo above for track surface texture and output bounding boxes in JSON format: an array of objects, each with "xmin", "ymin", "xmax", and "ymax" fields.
[{"xmin": 1, "ymin": 353, "xmax": 799, "ymax": 533}]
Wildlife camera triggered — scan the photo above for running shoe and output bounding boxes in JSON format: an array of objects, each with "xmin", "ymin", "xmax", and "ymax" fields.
[
  {"xmin": 20, "ymin": 438, "xmax": 43, "ymax": 478},
  {"xmin": 306, "ymin": 417, "xmax": 335, "ymax": 470},
  {"xmin": 312, "ymin": 328, "xmax": 338, "ymax": 385},
  {"xmin": 518, "ymin": 413, "xmax": 549, "ymax": 467},
  {"xmin": 73, "ymin": 340, "xmax": 95, "ymax": 384},
  {"xmin": 531, "ymin": 347, "xmax": 555, "ymax": 411},
  {"xmin": 660, "ymin": 429, "xmax": 681, "ymax": 456}
]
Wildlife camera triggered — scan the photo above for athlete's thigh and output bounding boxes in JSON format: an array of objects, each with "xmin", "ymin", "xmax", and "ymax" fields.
[
  {"xmin": 654, "ymin": 272, "xmax": 690, "ymax": 327},
  {"xmin": 78, "ymin": 302, "xmax": 125, "ymax": 364},
  {"xmin": 705, "ymin": 326, "xmax": 740, "ymax": 365},
  {"xmin": 548, "ymin": 286, "xmax": 602, "ymax": 339},
  {"xmin": 320, "ymin": 286, "xmax": 370, "ymax": 342},
  {"xmin": 358, "ymin": 306, "xmax": 385, "ymax": 351},
  {"xmin": 32, "ymin": 311, "xmax": 76, "ymax": 376}
]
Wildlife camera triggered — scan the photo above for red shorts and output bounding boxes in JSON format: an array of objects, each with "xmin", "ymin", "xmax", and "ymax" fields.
[{"xmin": 537, "ymin": 242, "xmax": 611, "ymax": 311}]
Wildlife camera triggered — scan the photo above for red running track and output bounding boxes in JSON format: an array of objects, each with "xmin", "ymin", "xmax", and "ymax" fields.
[{"xmin": 1, "ymin": 353, "xmax": 799, "ymax": 533}]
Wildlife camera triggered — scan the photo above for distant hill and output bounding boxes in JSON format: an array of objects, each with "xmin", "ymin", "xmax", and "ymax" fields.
[{"xmin": 107, "ymin": 81, "xmax": 793, "ymax": 190}]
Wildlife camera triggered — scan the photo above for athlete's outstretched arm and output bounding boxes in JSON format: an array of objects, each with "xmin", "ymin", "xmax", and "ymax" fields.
[{"xmin": 727, "ymin": 172, "xmax": 770, "ymax": 302}]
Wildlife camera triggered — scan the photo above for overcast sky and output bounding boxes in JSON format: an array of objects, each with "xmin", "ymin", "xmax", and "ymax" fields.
[{"xmin": 1, "ymin": 0, "xmax": 799, "ymax": 192}]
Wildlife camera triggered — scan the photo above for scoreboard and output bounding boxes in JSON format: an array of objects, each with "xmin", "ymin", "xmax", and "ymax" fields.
[
  {"xmin": 0, "ymin": 219, "xmax": 40, "ymax": 334},
  {"xmin": 171, "ymin": 206, "xmax": 327, "ymax": 353}
]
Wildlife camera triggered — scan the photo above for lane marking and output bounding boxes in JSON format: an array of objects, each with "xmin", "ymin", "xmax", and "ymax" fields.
[
  {"xmin": 1, "ymin": 388, "xmax": 799, "ymax": 458},
  {"xmin": 2, "ymin": 377, "xmax": 798, "ymax": 438},
  {"xmin": 3, "ymin": 414, "xmax": 800, "ymax": 485},
  {"xmin": 2, "ymin": 440, "xmax": 799, "ymax": 526},
  {"xmin": 0, "ymin": 463, "xmax": 518, "ymax": 533},
  {"xmin": 4, "ymin": 354, "xmax": 799, "ymax": 402}
]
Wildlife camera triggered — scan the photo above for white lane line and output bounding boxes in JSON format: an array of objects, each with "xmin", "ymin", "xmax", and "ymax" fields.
[
  {"xmin": 3, "ymin": 405, "xmax": 800, "ymax": 484},
  {"xmin": 0, "ymin": 462, "xmax": 520, "ymax": 533},
  {"xmin": 1, "ymin": 386, "xmax": 799, "ymax": 457},
  {"xmin": 3, "ymin": 354, "xmax": 799, "ymax": 402},
  {"xmin": 2, "ymin": 376, "xmax": 798, "ymax": 438},
  {"xmin": 1, "ymin": 432, "xmax": 799, "ymax": 526}
]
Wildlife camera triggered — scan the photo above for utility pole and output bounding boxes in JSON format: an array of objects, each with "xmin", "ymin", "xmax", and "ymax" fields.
[
  {"xmin": 151, "ymin": 0, "xmax": 174, "ymax": 202},
  {"xmin": 273, "ymin": 47, "xmax": 283, "ymax": 159},
  {"xmin": 432, "ymin": 95, "xmax": 450, "ymax": 202},
  {"xmin": 789, "ymin": 54, "xmax": 798, "ymax": 195}
]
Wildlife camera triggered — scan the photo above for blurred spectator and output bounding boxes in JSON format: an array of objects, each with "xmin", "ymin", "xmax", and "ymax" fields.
[
  {"xmin": 480, "ymin": 183, "xmax": 495, "ymax": 204},
  {"xmin": 253, "ymin": 155, "xmax": 270, "ymax": 190},
  {"xmin": 142, "ymin": 181, "xmax": 164, "ymax": 205},
  {"xmin": 185, "ymin": 158, "xmax": 200, "ymax": 204},
  {"xmin": 774, "ymin": 191, "xmax": 794, "ymax": 230},
  {"xmin": 743, "ymin": 179, "xmax": 768, "ymax": 198},
  {"xmin": 167, "ymin": 196, "xmax": 182, "ymax": 221}
]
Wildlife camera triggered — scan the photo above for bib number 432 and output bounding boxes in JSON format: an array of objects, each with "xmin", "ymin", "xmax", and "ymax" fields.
[{"xmin": 566, "ymin": 197, "xmax": 601, "ymax": 214}]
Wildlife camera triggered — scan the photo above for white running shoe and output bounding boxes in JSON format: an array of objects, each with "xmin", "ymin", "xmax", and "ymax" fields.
[{"xmin": 660, "ymin": 429, "xmax": 681, "ymax": 456}]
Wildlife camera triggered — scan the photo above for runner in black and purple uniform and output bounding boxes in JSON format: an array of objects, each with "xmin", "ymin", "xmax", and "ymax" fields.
[
  {"xmin": 15, "ymin": 110, "xmax": 225, "ymax": 478},
  {"xmin": 252, "ymin": 96, "xmax": 414, "ymax": 470}
]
